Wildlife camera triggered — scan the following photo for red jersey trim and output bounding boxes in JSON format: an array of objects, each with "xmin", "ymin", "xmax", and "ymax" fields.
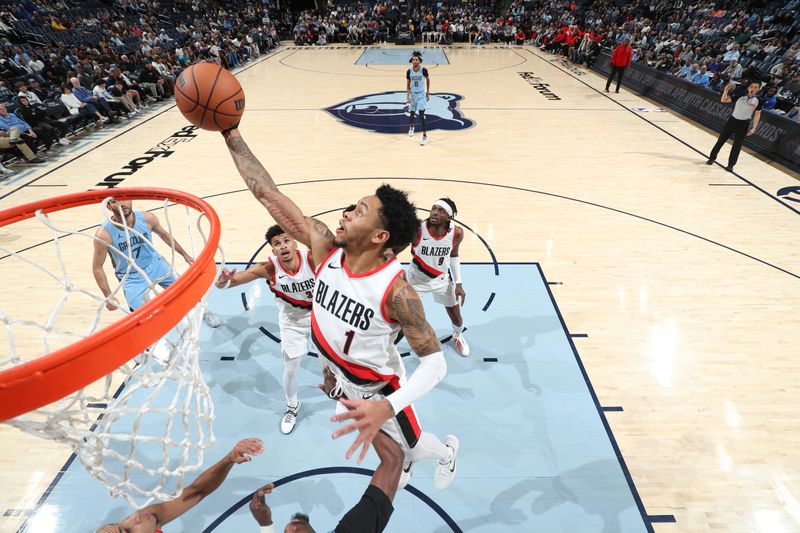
[
  {"xmin": 380, "ymin": 271, "xmax": 404, "ymax": 324},
  {"xmin": 341, "ymin": 253, "xmax": 399, "ymax": 279},
  {"xmin": 412, "ymin": 227, "xmax": 422, "ymax": 247},
  {"xmin": 277, "ymin": 250, "xmax": 302, "ymax": 276},
  {"xmin": 315, "ymin": 247, "xmax": 338, "ymax": 277},
  {"xmin": 412, "ymin": 255, "xmax": 444, "ymax": 278},
  {"xmin": 310, "ymin": 314, "xmax": 395, "ymax": 383},
  {"xmin": 425, "ymin": 220, "xmax": 451, "ymax": 241},
  {"xmin": 270, "ymin": 286, "xmax": 312, "ymax": 309}
]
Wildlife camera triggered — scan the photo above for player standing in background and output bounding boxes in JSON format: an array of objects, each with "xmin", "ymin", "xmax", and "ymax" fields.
[
  {"xmin": 406, "ymin": 51, "xmax": 430, "ymax": 146},
  {"xmin": 406, "ymin": 197, "xmax": 470, "ymax": 356},
  {"xmin": 215, "ymin": 225, "xmax": 315, "ymax": 435}
]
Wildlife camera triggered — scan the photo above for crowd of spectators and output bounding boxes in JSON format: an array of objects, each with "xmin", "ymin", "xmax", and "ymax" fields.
[
  {"xmin": 514, "ymin": 0, "xmax": 800, "ymax": 119},
  {"xmin": 0, "ymin": 0, "xmax": 283, "ymax": 175}
]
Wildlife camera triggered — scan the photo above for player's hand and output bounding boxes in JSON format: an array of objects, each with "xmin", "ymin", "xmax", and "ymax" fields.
[
  {"xmin": 747, "ymin": 128, "xmax": 755, "ymax": 136},
  {"xmin": 182, "ymin": 253, "xmax": 194, "ymax": 265},
  {"xmin": 455, "ymin": 283, "xmax": 466, "ymax": 306},
  {"xmin": 215, "ymin": 267, "xmax": 237, "ymax": 288},
  {"xmin": 105, "ymin": 295, "xmax": 121, "ymax": 311},
  {"xmin": 331, "ymin": 398, "xmax": 393, "ymax": 463},
  {"xmin": 249, "ymin": 483, "xmax": 274, "ymax": 526},
  {"xmin": 426, "ymin": 93, "xmax": 430, "ymax": 101},
  {"xmin": 228, "ymin": 437, "xmax": 264, "ymax": 464},
  {"xmin": 318, "ymin": 366, "xmax": 341, "ymax": 399},
  {"xmin": 28, "ymin": 131, "xmax": 36, "ymax": 138},
  {"xmin": 406, "ymin": 92, "xmax": 411, "ymax": 103}
]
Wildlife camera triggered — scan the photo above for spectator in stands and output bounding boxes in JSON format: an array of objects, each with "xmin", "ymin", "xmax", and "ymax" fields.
[
  {"xmin": 60, "ymin": 83, "xmax": 108, "ymax": 124},
  {"xmin": 679, "ymin": 62, "xmax": 699, "ymax": 80},
  {"xmin": 691, "ymin": 65, "xmax": 710, "ymax": 86},
  {"xmin": 605, "ymin": 37, "xmax": 632, "ymax": 94},
  {"xmin": 760, "ymin": 86, "xmax": 778, "ymax": 111},
  {"xmin": 16, "ymin": 96, "xmax": 70, "ymax": 148},
  {"xmin": 71, "ymin": 77, "xmax": 113, "ymax": 119},
  {"xmin": 16, "ymin": 83, "xmax": 41, "ymax": 105},
  {"xmin": 93, "ymin": 80, "xmax": 136, "ymax": 118},
  {"xmin": 707, "ymin": 73, "xmax": 725, "ymax": 92},
  {"xmin": 0, "ymin": 104, "xmax": 45, "ymax": 163},
  {"xmin": 722, "ymin": 59, "xmax": 743, "ymax": 81},
  {"xmin": 138, "ymin": 62, "xmax": 166, "ymax": 100}
]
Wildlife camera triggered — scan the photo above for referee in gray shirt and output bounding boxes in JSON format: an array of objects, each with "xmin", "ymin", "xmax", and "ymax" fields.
[{"xmin": 707, "ymin": 80, "xmax": 762, "ymax": 172}]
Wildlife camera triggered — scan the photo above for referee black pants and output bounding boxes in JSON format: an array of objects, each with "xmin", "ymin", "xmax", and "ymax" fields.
[
  {"xmin": 605, "ymin": 66, "xmax": 625, "ymax": 92},
  {"xmin": 710, "ymin": 117, "xmax": 750, "ymax": 168}
]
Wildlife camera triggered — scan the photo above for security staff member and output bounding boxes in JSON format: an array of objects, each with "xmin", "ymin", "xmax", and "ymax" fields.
[{"xmin": 707, "ymin": 80, "xmax": 762, "ymax": 172}]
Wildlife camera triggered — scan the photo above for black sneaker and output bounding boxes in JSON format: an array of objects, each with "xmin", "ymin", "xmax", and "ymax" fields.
[
  {"xmin": 706, "ymin": 159, "xmax": 714, "ymax": 165},
  {"xmin": 28, "ymin": 157, "xmax": 46, "ymax": 163},
  {"xmin": 726, "ymin": 165, "xmax": 734, "ymax": 172}
]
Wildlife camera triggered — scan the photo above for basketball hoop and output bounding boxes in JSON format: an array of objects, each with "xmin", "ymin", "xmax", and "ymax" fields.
[{"xmin": 0, "ymin": 188, "xmax": 221, "ymax": 506}]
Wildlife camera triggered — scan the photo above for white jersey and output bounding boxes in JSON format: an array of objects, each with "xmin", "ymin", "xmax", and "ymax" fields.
[
  {"xmin": 312, "ymin": 247, "xmax": 405, "ymax": 394},
  {"xmin": 267, "ymin": 250, "xmax": 315, "ymax": 321},
  {"xmin": 410, "ymin": 221, "xmax": 455, "ymax": 283}
]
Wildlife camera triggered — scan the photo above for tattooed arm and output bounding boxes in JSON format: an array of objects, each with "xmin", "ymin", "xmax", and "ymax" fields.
[
  {"xmin": 330, "ymin": 279, "xmax": 446, "ymax": 463},
  {"xmin": 222, "ymin": 129, "xmax": 334, "ymax": 261}
]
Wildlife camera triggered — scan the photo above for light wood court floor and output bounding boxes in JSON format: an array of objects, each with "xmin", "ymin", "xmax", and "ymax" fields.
[{"xmin": 1, "ymin": 44, "xmax": 799, "ymax": 532}]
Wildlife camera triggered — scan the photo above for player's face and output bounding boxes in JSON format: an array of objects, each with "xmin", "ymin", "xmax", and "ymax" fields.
[
  {"xmin": 429, "ymin": 204, "xmax": 450, "ymax": 225},
  {"xmin": 411, "ymin": 56, "xmax": 420, "ymax": 68},
  {"xmin": 270, "ymin": 233, "xmax": 296, "ymax": 261},
  {"xmin": 107, "ymin": 199, "xmax": 133, "ymax": 217},
  {"xmin": 335, "ymin": 196, "xmax": 388, "ymax": 250}
]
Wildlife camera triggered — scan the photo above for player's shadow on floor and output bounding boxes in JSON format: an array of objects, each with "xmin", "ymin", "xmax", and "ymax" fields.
[{"xmin": 434, "ymin": 459, "xmax": 639, "ymax": 533}]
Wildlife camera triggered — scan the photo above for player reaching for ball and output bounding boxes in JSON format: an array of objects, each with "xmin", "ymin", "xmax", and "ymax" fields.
[
  {"xmin": 216, "ymin": 225, "xmax": 315, "ymax": 435},
  {"xmin": 220, "ymin": 126, "xmax": 459, "ymax": 492}
]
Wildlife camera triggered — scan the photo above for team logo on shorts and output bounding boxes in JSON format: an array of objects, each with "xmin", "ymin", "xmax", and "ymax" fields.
[{"xmin": 324, "ymin": 91, "xmax": 474, "ymax": 134}]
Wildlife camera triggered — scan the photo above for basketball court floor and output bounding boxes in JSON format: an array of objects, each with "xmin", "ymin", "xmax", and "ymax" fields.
[{"xmin": 1, "ymin": 44, "xmax": 799, "ymax": 532}]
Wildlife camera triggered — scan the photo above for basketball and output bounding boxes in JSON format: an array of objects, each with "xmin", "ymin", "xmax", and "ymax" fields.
[{"xmin": 174, "ymin": 63, "xmax": 245, "ymax": 131}]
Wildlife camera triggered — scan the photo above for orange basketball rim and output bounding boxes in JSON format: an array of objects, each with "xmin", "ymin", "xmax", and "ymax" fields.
[{"xmin": 0, "ymin": 188, "xmax": 220, "ymax": 422}]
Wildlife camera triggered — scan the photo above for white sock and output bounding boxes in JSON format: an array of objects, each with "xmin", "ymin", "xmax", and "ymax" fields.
[
  {"xmin": 409, "ymin": 432, "xmax": 450, "ymax": 464},
  {"xmin": 283, "ymin": 352, "xmax": 300, "ymax": 407},
  {"xmin": 452, "ymin": 323, "xmax": 464, "ymax": 335}
]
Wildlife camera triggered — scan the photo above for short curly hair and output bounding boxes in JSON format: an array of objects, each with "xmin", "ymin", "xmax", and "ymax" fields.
[
  {"xmin": 375, "ymin": 184, "xmax": 420, "ymax": 251},
  {"xmin": 265, "ymin": 224, "xmax": 286, "ymax": 244}
]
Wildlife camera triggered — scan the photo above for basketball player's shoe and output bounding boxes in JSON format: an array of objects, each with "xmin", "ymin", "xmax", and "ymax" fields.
[
  {"xmin": 420, "ymin": 135, "xmax": 428, "ymax": 146},
  {"xmin": 408, "ymin": 125, "xmax": 415, "ymax": 137},
  {"xmin": 434, "ymin": 435, "xmax": 459, "ymax": 490},
  {"xmin": 398, "ymin": 461, "xmax": 414, "ymax": 490},
  {"xmin": 453, "ymin": 333, "xmax": 470, "ymax": 356},
  {"xmin": 280, "ymin": 401, "xmax": 301, "ymax": 434}
]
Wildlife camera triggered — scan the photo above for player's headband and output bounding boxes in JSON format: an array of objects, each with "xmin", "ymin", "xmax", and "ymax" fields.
[{"xmin": 433, "ymin": 200, "xmax": 453, "ymax": 217}]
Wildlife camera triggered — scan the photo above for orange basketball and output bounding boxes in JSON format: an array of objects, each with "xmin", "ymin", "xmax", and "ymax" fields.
[{"xmin": 174, "ymin": 63, "xmax": 245, "ymax": 131}]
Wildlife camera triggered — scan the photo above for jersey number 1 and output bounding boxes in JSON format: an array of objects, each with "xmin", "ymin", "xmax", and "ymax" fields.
[{"xmin": 343, "ymin": 330, "xmax": 355, "ymax": 355}]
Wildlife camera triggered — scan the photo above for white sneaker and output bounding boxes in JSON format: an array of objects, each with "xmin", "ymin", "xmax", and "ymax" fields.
[
  {"xmin": 99, "ymin": 116, "xmax": 110, "ymax": 123},
  {"xmin": 434, "ymin": 435, "xmax": 458, "ymax": 490},
  {"xmin": 398, "ymin": 461, "xmax": 414, "ymax": 490},
  {"xmin": 453, "ymin": 333, "xmax": 470, "ymax": 356},
  {"xmin": 202, "ymin": 310, "xmax": 222, "ymax": 328},
  {"xmin": 0, "ymin": 163, "xmax": 13, "ymax": 175},
  {"xmin": 420, "ymin": 135, "xmax": 428, "ymax": 146},
  {"xmin": 408, "ymin": 125, "xmax": 414, "ymax": 137},
  {"xmin": 58, "ymin": 137, "xmax": 70, "ymax": 146},
  {"xmin": 280, "ymin": 401, "xmax": 301, "ymax": 434}
]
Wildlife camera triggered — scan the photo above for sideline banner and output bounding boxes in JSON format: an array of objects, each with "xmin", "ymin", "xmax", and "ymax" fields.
[{"xmin": 593, "ymin": 53, "xmax": 800, "ymax": 173}]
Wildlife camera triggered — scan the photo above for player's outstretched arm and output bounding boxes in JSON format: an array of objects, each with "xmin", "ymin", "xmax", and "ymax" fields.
[
  {"xmin": 221, "ymin": 129, "xmax": 334, "ymax": 257},
  {"xmin": 145, "ymin": 212, "xmax": 193, "ymax": 264},
  {"xmin": 215, "ymin": 262, "xmax": 271, "ymax": 289},
  {"xmin": 142, "ymin": 438, "xmax": 264, "ymax": 527},
  {"xmin": 331, "ymin": 280, "xmax": 446, "ymax": 463}
]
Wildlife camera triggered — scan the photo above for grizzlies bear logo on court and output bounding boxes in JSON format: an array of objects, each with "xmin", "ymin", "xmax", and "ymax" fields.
[{"xmin": 325, "ymin": 91, "xmax": 474, "ymax": 134}]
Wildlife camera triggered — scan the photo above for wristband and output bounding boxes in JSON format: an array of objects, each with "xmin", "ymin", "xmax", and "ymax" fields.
[
  {"xmin": 260, "ymin": 525, "xmax": 277, "ymax": 533},
  {"xmin": 386, "ymin": 351, "xmax": 446, "ymax": 415},
  {"xmin": 449, "ymin": 256, "xmax": 462, "ymax": 284}
]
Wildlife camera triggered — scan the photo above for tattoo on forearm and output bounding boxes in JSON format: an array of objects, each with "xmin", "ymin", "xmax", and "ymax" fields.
[
  {"xmin": 393, "ymin": 284, "xmax": 440, "ymax": 355},
  {"xmin": 225, "ymin": 135, "xmax": 278, "ymax": 197}
]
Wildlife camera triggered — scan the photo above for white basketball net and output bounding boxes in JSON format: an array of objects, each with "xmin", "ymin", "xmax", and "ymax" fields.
[{"xmin": 0, "ymin": 196, "xmax": 217, "ymax": 508}]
